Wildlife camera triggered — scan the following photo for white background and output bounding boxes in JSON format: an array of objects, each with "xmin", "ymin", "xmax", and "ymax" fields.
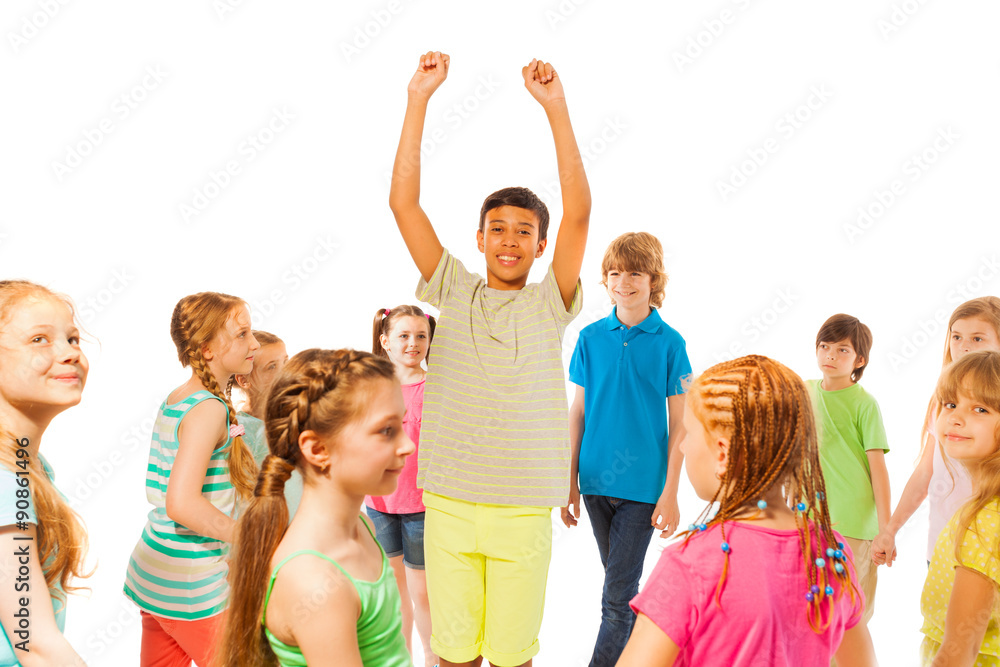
[{"xmin": 3, "ymin": 0, "xmax": 999, "ymax": 664}]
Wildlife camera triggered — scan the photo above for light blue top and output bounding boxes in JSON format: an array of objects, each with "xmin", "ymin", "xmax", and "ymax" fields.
[
  {"xmin": 569, "ymin": 307, "xmax": 691, "ymax": 504},
  {"xmin": 0, "ymin": 454, "xmax": 66, "ymax": 666}
]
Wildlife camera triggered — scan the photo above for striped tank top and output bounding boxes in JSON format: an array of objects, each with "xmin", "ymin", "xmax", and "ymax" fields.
[{"xmin": 123, "ymin": 390, "xmax": 235, "ymax": 620}]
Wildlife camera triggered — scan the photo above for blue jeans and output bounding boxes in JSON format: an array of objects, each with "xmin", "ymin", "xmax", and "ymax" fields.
[
  {"xmin": 365, "ymin": 506, "xmax": 426, "ymax": 569},
  {"xmin": 583, "ymin": 495, "xmax": 656, "ymax": 667}
]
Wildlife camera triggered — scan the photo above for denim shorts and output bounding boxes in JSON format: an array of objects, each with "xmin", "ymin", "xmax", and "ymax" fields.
[{"xmin": 365, "ymin": 506, "xmax": 426, "ymax": 569}]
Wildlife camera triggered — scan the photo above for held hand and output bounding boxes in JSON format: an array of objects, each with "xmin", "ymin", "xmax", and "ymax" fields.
[
  {"xmin": 652, "ymin": 494, "xmax": 680, "ymax": 539},
  {"xmin": 872, "ymin": 530, "xmax": 897, "ymax": 567},
  {"xmin": 522, "ymin": 58, "xmax": 566, "ymax": 108},
  {"xmin": 561, "ymin": 484, "xmax": 581, "ymax": 528},
  {"xmin": 407, "ymin": 51, "xmax": 450, "ymax": 99}
]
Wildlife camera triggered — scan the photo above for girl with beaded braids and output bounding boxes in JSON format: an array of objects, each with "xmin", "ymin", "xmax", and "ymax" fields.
[
  {"xmin": 220, "ymin": 348, "xmax": 414, "ymax": 667},
  {"xmin": 618, "ymin": 355, "xmax": 876, "ymax": 667},
  {"xmin": 123, "ymin": 292, "xmax": 260, "ymax": 667}
]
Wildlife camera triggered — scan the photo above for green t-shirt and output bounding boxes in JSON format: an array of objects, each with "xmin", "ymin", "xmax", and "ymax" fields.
[{"xmin": 807, "ymin": 380, "xmax": 890, "ymax": 540}]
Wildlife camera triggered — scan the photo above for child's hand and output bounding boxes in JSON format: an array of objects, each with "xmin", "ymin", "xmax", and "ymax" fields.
[
  {"xmin": 652, "ymin": 494, "xmax": 680, "ymax": 539},
  {"xmin": 522, "ymin": 58, "xmax": 566, "ymax": 108},
  {"xmin": 561, "ymin": 483, "xmax": 581, "ymax": 528},
  {"xmin": 872, "ymin": 530, "xmax": 897, "ymax": 567},
  {"xmin": 407, "ymin": 51, "xmax": 449, "ymax": 99}
]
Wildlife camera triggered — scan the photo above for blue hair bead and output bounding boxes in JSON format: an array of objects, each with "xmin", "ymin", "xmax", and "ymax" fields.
[
  {"xmin": 837, "ymin": 541, "xmax": 844, "ymax": 549},
  {"xmin": 697, "ymin": 523, "xmax": 707, "ymax": 531},
  {"xmin": 825, "ymin": 586, "xmax": 834, "ymax": 596},
  {"xmin": 805, "ymin": 592, "xmax": 814, "ymax": 602},
  {"xmin": 835, "ymin": 562, "xmax": 845, "ymax": 574},
  {"xmin": 810, "ymin": 584, "xmax": 820, "ymax": 594},
  {"xmin": 757, "ymin": 500, "xmax": 767, "ymax": 510},
  {"xmin": 815, "ymin": 558, "xmax": 826, "ymax": 568},
  {"xmin": 826, "ymin": 548, "xmax": 835, "ymax": 558},
  {"xmin": 688, "ymin": 524, "xmax": 696, "ymax": 531},
  {"xmin": 796, "ymin": 502, "xmax": 806, "ymax": 512},
  {"xmin": 834, "ymin": 549, "xmax": 844, "ymax": 560},
  {"xmin": 721, "ymin": 542, "xmax": 730, "ymax": 553},
  {"xmin": 816, "ymin": 491, "xmax": 825, "ymax": 501}
]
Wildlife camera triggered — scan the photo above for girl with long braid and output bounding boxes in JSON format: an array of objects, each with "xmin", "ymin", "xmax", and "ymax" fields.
[
  {"xmin": 618, "ymin": 355, "xmax": 876, "ymax": 666},
  {"xmin": 0, "ymin": 281, "xmax": 90, "ymax": 666},
  {"xmin": 123, "ymin": 292, "xmax": 260, "ymax": 667},
  {"xmin": 220, "ymin": 348, "xmax": 414, "ymax": 666}
]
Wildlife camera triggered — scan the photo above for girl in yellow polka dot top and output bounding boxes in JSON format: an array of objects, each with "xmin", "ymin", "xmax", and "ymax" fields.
[{"xmin": 920, "ymin": 350, "xmax": 1000, "ymax": 665}]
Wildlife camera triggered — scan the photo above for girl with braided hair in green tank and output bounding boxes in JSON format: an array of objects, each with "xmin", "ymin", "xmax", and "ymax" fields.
[{"xmin": 221, "ymin": 348, "xmax": 415, "ymax": 666}]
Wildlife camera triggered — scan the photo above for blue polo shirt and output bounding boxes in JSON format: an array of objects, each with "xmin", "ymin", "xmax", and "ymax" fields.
[{"xmin": 569, "ymin": 307, "xmax": 691, "ymax": 504}]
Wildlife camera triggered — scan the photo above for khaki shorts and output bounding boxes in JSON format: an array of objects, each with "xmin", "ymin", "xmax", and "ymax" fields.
[{"xmin": 423, "ymin": 491, "xmax": 552, "ymax": 666}]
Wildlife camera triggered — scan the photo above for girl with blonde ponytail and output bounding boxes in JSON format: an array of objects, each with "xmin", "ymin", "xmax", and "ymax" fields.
[
  {"xmin": 220, "ymin": 348, "xmax": 414, "ymax": 667},
  {"xmin": 123, "ymin": 292, "xmax": 260, "ymax": 667},
  {"xmin": 0, "ymin": 280, "xmax": 89, "ymax": 667}
]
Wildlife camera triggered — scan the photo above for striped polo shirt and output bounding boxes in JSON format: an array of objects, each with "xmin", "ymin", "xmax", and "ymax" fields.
[
  {"xmin": 416, "ymin": 248, "xmax": 581, "ymax": 507},
  {"xmin": 123, "ymin": 390, "xmax": 235, "ymax": 620}
]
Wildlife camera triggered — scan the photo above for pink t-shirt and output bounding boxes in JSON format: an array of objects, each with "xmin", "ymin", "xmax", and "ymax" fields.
[
  {"xmin": 631, "ymin": 522, "xmax": 864, "ymax": 666},
  {"xmin": 365, "ymin": 379, "xmax": 425, "ymax": 514}
]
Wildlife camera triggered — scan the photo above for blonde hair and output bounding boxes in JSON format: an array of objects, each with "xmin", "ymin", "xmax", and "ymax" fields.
[
  {"xmin": 0, "ymin": 280, "xmax": 90, "ymax": 600},
  {"xmin": 685, "ymin": 355, "xmax": 856, "ymax": 632},
  {"xmin": 169, "ymin": 292, "xmax": 258, "ymax": 501},
  {"xmin": 934, "ymin": 351, "xmax": 1000, "ymax": 563},
  {"xmin": 600, "ymin": 232, "xmax": 668, "ymax": 308},
  {"xmin": 220, "ymin": 349, "xmax": 396, "ymax": 666}
]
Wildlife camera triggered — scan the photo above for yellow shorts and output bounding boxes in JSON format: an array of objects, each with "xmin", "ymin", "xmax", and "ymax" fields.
[{"xmin": 423, "ymin": 491, "xmax": 552, "ymax": 666}]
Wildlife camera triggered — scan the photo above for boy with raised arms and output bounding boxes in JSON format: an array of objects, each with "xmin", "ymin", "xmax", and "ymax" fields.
[{"xmin": 389, "ymin": 51, "xmax": 590, "ymax": 667}]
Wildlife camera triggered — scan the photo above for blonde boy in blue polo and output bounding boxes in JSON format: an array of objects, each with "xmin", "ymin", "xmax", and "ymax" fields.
[
  {"xmin": 563, "ymin": 232, "xmax": 691, "ymax": 667},
  {"xmin": 389, "ymin": 51, "xmax": 590, "ymax": 667}
]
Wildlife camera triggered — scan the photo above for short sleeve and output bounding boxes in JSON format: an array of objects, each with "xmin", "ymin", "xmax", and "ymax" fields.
[
  {"xmin": 568, "ymin": 333, "xmax": 587, "ymax": 387},
  {"xmin": 957, "ymin": 506, "xmax": 1000, "ymax": 584},
  {"xmin": 541, "ymin": 264, "xmax": 582, "ymax": 326},
  {"xmin": 630, "ymin": 546, "xmax": 696, "ymax": 649},
  {"xmin": 666, "ymin": 335, "xmax": 693, "ymax": 397},
  {"xmin": 416, "ymin": 248, "xmax": 476, "ymax": 310},
  {"xmin": 0, "ymin": 466, "xmax": 36, "ymax": 527},
  {"xmin": 859, "ymin": 395, "xmax": 890, "ymax": 453}
]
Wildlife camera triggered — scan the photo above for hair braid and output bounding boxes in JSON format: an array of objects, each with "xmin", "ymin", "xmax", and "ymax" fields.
[{"xmin": 682, "ymin": 355, "xmax": 857, "ymax": 631}]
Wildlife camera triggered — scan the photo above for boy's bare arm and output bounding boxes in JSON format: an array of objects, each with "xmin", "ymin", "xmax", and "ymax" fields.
[
  {"xmin": 653, "ymin": 394, "xmax": 686, "ymax": 538},
  {"xmin": 867, "ymin": 449, "xmax": 891, "ymax": 536},
  {"xmin": 389, "ymin": 51, "xmax": 448, "ymax": 282},
  {"xmin": 522, "ymin": 59, "xmax": 591, "ymax": 310}
]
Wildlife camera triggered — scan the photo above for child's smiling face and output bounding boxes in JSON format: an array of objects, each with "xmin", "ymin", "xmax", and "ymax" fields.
[
  {"xmin": 477, "ymin": 205, "xmax": 546, "ymax": 290},
  {"xmin": 936, "ymin": 389, "xmax": 1000, "ymax": 465}
]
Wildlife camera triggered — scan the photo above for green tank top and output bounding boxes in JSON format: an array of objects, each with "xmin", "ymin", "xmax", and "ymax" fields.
[{"xmin": 261, "ymin": 516, "xmax": 412, "ymax": 666}]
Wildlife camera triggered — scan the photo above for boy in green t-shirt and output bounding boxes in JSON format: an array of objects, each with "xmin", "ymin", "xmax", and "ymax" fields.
[{"xmin": 807, "ymin": 313, "xmax": 890, "ymax": 627}]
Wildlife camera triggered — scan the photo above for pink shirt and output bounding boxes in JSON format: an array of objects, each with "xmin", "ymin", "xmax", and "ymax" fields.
[
  {"xmin": 365, "ymin": 379, "xmax": 425, "ymax": 514},
  {"xmin": 631, "ymin": 522, "xmax": 863, "ymax": 666}
]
